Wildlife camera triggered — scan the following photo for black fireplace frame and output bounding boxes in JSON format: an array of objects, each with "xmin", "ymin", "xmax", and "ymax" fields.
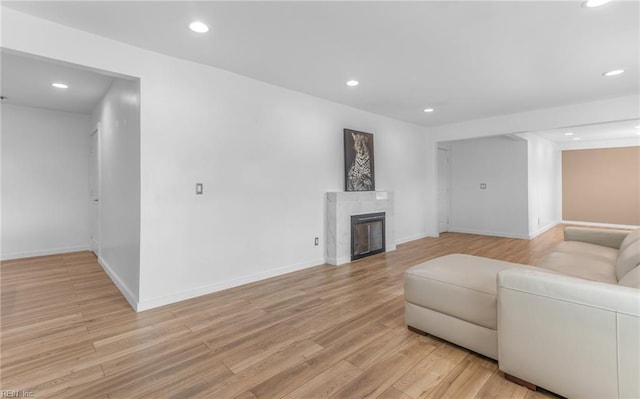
[{"xmin": 350, "ymin": 212, "xmax": 386, "ymax": 261}]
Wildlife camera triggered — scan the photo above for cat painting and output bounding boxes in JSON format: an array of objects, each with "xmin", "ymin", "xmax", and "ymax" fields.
[{"xmin": 344, "ymin": 129, "xmax": 375, "ymax": 191}]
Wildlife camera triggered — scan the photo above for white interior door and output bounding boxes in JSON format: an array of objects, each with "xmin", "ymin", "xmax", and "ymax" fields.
[
  {"xmin": 89, "ymin": 126, "xmax": 101, "ymax": 256},
  {"xmin": 437, "ymin": 147, "xmax": 451, "ymax": 233}
]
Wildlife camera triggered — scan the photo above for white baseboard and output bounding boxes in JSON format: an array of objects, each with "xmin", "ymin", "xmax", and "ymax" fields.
[
  {"xmin": 325, "ymin": 255, "xmax": 350, "ymax": 266},
  {"xmin": 136, "ymin": 257, "xmax": 326, "ymax": 312},
  {"xmin": 395, "ymin": 232, "xmax": 436, "ymax": 245},
  {"xmin": 97, "ymin": 256, "xmax": 139, "ymax": 312},
  {"xmin": 1, "ymin": 245, "xmax": 90, "ymax": 261},
  {"xmin": 448, "ymin": 227, "xmax": 530, "ymax": 240},
  {"xmin": 528, "ymin": 222, "xmax": 559, "ymax": 239},
  {"xmin": 562, "ymin": 220, "xmax": 640, "ymax": 230}
]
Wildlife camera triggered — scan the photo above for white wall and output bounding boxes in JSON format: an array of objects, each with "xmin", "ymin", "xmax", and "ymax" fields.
[
  {"xmin": 91, "ymin": 78, "xmax": 141, "ymax": 304},
  {"xmin": 137, "ymin": 55, "xmax": 430, "ymax": 309},
  {"xmin": 520, "ymin": 133, "xmax": 562, "ymax": 237},
  {"xmin": 431, "ymin": 95, "xmax": 638, "ymax": 241},
  {"xmin": 1, "ymin": 8, "xmax": 434, "ymax": 310},
  {"xmin": 1, "ymin": 103, "xmax": 91, "ymax": 259},
  {"xmin": 447, "ymin": 136, "xmax": 530, "ymax": 239}
]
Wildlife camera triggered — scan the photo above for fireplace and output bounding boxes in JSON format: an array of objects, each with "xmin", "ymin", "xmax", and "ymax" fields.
[
  {"xmin": 325, "ymin": 191, "xmax": 395, "ymax": 265},
  {"xmin": 351, "ymin": 212, "xmax": 386, "ymax": 261}
]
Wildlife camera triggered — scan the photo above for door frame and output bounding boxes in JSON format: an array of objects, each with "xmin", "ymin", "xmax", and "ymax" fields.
[
  {"xmin": 437, "ymin": 146, "xmax": 451, "ymax": 234},
  {"xmin": 90, "ymin": 122, "xmax": 101, "ymax": 257}
]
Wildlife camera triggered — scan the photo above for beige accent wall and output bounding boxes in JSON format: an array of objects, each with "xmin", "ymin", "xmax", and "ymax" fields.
[{"xmin": 562, "ymin": 146, "xmax": 640, "ymax": 226}]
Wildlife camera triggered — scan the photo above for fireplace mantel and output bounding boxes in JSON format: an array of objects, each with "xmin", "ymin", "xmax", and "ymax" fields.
[{"xmin": 325, "ymin": 191, "xmax": 396, "ymax": 265}]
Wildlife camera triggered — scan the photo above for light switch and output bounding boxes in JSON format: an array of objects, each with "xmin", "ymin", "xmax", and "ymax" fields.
[
  {"xmin": 196, "ymin": 183, "xmax": 203, "ymax": 195},
  {"xmin": 480, "ymin": 183, "xmax": 487, "ymax": 189}
]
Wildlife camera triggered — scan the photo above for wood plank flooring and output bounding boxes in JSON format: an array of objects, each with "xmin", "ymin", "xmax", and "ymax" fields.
[{"xmin": 0, "ymin": 227, "xmax": 567, "ymax": 398}]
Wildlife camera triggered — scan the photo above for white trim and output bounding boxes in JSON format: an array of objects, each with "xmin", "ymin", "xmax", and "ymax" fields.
[
  {"xmin": 1, "ymin": 245, "xmax": 91, "ymax": 261},
  {"xmin": 395, "ymin": 232, "xmax": 435, "ymax": 245},
  {"xmin": 325, "ymin": 256, "xmax": 350, "ymax": 266},
  {"xmin": 528, "ymin": 221, "xmax": 560, "ymax": 239},
  {"xmin": 136, "ymin": 258, "xmax": 325, "ymax": 312},
  {"xmin": 437, "ymin": 146, "xmax": 452, "ymax": 234},
  {"xmin": 97, "ymin": 256, "xmax": 139, "ymax": 311},
  {"xmin": 562, "ymin": 220, "xmax": 640, "ymax": 230},
  {"xmin": 448, "ymin": 227, "xmax": 530, "ymax": 240},
  {"xmin": 89, "ymin": 122, "xmax": 102, "ymax": 258}
]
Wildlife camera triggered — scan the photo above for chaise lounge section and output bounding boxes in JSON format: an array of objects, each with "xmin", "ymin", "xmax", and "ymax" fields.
[
  {"xmin": 404, "ymin": 226, "xmax": 640, "ymax": 398},
  {"xmin": 404, "ymin": 254, "xmax": 527, "ymax": 360}
]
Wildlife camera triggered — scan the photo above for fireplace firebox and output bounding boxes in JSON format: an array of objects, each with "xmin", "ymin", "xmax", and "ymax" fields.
[{"xmin": 351, "ymin": 212, "xmax": 385, "ymax": 261}]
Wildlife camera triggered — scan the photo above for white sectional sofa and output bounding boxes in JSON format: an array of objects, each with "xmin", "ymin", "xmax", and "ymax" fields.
[
  {"xmin": 498, "ymin": 227, "xmax": 640, "ymax": 398},
  {"xmin": 404, "ymin": 226, "xmax": 640, "ymax": 398}
]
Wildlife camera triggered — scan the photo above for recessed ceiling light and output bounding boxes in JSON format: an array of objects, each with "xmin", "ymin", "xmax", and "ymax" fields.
[
  {"xmin": 423, "ymin": 108, "xmax": 435, "ymax": 113},
  {"xmin": 572, "ymin": 137, "xmax": 582, "ymax": 141},
  {"xmin": 603, "ymin": 69, "xmax": 624, "ymax": 77},
  {"xmin": 564, "ymin": 132, "xmax": 574, "ymax": 136},
  {"xmin": 582, "ymin": 0, "xmax": 612, "ymax": 7},
  {"xmin": 52, "ymin": 82, "xmax": 68, "ymax": 89},
  {"xmin": 346, "ymin": 80, "xmax": 359, "ymax": 87},
  {"xmin": 189, "ymin": 21, "xmax": 209, "ymax": 33}
]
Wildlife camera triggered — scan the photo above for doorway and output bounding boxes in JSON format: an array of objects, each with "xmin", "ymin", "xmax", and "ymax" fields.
[
  {"xmin": 437, "ymin": 147, "xmax": 451, "ymax": 233},
  {"xmin": 89, "ymin": 124, "xmax": 101, "ymax": 256}
]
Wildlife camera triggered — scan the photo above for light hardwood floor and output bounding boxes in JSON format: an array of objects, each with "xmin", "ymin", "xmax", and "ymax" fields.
[{"xmin": 0, "ymin": 227, "xmax": 567, "ymax": 398}]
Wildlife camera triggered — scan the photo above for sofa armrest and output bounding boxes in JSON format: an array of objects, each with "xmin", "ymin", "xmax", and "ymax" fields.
[
  {"xmin": 563, "ymin": 226, "xmax": 629, "ymax": 249},
  {"xmin": 497, "ymin": 268, "xmax": 640, "ymax": 398}
]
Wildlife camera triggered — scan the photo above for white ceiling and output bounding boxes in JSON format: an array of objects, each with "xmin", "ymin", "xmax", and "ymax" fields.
[
  {"xmin": 1, "ymin": 50, "xmax": 114, "ymax": 114},
  {"xmin": 3, "ymin": 1, "xmax": 639, "ymax": 127}
]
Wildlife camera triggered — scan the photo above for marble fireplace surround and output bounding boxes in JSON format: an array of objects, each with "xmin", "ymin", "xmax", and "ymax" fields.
[{"xmin": 326, "ymin": 191, "xmax": 396, "ymax": 265}]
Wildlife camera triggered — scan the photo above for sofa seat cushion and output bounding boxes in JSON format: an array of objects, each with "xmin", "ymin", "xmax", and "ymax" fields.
[
  {"xmin": 537, "ymin": 252, "xmax": 617, "ymax": 284},
  {"xmin": 554, "ymin": 241, "xmax": 619, "ymax": 264},
  {"xmin": 404, "ymin": 254, "xmax": 527, "ymax": 330}
]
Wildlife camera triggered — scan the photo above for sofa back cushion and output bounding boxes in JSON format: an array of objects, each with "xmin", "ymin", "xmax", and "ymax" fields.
[
  {"xmin": 619, "ymin": 228, "xmax": 640, "ymax": 252},
  {"xmin": 618, "ymin": 265, "xmax": 640, "ymax": 289},
  {"xmin": 616, "ymin": 229, "xmax": 640, "ymax": 281}
]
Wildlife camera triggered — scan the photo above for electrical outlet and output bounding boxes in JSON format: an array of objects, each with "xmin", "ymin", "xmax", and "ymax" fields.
[
  {"xmin": 314, "ymin": 237, "xmax": 319, "ymax": 246},
  {"xmin": 195, "ymin": 183, "xmax": 203, "ymax": 195}
]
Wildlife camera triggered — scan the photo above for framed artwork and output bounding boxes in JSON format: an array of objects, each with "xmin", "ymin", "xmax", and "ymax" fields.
[{"xmin": 344, "ymin": 129, "xmax": 375, "ymax": 191}]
